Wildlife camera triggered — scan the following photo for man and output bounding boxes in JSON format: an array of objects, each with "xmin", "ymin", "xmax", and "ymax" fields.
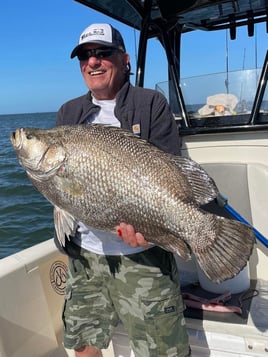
[{"xmin": 56, "ymin": 23, "xmax": 190, "ymax": 357}]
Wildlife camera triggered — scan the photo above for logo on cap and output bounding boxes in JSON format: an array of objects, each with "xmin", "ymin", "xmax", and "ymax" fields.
[
  {"xmin": 91, "ymin": 28, "xmax": 105, "ymax": 35},
  {"xmin": 81, "ymin": 28, "xmax": 105, "ymax": 41}
]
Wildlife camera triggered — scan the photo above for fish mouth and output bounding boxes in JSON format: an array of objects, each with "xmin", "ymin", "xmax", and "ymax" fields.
[{"xmin": 10, "ymin": 128, "xmax": 24, "ymax": 150}]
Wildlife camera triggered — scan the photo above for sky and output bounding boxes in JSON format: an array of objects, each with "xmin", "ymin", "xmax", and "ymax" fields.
[{"xmin": 0, "ymin": 0, "xmax": 267, "ymax": 114}]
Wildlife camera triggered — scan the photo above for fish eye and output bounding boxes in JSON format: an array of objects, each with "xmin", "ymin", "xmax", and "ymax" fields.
[{"xmin": 26, "ymin": 134, "xmax": 33, "ymax": 140}]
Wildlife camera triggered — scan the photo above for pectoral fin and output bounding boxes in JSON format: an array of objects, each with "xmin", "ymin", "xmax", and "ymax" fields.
[{"xmin": 53, "ymin": 206, "xmax": 78, "ymax": 246}]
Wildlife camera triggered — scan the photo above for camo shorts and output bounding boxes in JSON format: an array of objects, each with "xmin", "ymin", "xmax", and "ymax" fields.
[{"xmin": 62, "ymin": 243, "xmax": 190, "ymax": 357}]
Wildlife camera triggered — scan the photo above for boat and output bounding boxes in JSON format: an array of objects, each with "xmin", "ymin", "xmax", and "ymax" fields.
[{"xmin": 1, "ymin": 0, "xmax": 268, "ymax": 356}]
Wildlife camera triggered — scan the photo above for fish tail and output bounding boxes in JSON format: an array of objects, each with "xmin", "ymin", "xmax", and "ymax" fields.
[{"xmin": 193, "ymin": 216, "xmax": 255, "ymax": 283}]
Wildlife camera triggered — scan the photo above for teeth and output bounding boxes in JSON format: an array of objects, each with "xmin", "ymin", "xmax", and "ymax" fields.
[{"xmin": 90, "ymin": 70, "xmax": 104, "ymax": 76}]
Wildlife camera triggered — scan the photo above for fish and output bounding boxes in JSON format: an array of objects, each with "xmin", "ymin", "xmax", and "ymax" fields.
[{"xmin": 10, "ymin": 124, "xmax": 255, "ymax": 283}]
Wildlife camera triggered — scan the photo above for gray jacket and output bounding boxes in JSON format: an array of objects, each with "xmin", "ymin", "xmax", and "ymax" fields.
[{"xmin": 56, "ymin": 82, "xmax": 181, "ymax": 155}]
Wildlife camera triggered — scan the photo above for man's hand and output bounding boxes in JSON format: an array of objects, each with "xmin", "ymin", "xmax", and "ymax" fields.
[{"xmin": 116, "ymin": 222, "xmax": 149, "ymax": 249}]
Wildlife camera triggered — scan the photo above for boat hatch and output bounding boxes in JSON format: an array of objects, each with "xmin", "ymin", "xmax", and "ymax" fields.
[{"xmin": 75, "ymin": 0, "xmax": 268, "ymax": 135}]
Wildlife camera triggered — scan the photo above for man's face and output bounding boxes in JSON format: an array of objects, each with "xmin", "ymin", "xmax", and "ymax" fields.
[{"xmin": 78, "ymin": 45, "xmax": 130, "ymax": 100}]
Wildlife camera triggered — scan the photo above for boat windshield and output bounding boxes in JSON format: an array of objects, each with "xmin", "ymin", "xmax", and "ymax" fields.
[{"xmin": 154, "ymin": 24, "xmax": 268, "ymax": 131}]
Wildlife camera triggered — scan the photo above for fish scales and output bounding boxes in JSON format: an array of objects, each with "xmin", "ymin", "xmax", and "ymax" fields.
[
  {"xmin": 10, "ymin": 124, "xmax": 255, "ymax": 282},
  {"xmin": 54, "ymin": 125, "xmax": 190, "ymax": 235}
]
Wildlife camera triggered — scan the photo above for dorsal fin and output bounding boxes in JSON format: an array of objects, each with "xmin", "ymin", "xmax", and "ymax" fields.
[{"xmin": 169, "ymin": 155, "xmax": 219, "ymax": 206}]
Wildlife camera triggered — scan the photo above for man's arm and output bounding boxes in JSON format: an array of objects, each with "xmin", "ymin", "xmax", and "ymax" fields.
[{"xmin": 149, "ymin": 92, "xmax": 181, "ymax": 155}]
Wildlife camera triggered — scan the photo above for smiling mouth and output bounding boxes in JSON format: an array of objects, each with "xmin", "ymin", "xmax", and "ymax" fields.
[{"xmin": 89, "ymin": 70, "xmax": 105, "ymax": 76}]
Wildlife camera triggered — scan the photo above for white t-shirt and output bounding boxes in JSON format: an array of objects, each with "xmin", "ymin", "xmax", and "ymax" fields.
[
  {"xmin": 90, "ymin": 97, "xmax": 121, "ymax": 127},
  {"xmin": 73, "ymin": 96, "xmax": 147, "ymax": 255}
]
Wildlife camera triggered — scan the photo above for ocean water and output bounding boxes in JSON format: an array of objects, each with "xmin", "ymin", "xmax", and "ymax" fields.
[{"xmin": 0, "ymin": 112, "xmax": 57, "ymax": 259}]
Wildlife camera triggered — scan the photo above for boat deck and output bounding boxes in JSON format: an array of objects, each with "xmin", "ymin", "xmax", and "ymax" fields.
[{"xmin": 183, "ymin": 279, "xmax": 268, "ymax": 356}]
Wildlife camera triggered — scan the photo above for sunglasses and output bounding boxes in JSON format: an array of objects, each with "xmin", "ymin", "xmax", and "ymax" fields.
[{"xmin": 77, "ymin": 47, "xmax": 121, "ymax": 61}]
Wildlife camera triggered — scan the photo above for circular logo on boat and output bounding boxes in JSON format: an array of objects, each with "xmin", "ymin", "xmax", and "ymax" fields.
[{"xmin": 50, "ymin": 261, "xmax": 68, "ymax": 295}]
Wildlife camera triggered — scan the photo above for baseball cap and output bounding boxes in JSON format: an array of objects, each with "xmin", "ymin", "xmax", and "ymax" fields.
[{"xmin": 71, "ymin": 23, "xmax": 126, "ymax": 59}]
